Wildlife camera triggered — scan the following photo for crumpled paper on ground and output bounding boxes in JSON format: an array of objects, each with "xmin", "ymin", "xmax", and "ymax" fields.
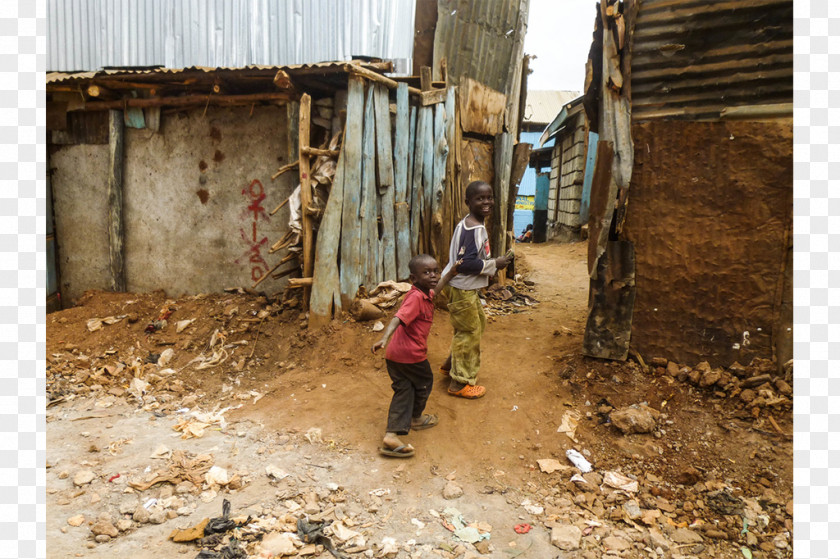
[
  {"xmin": 441, "ymin": 507, "xmax": 491, "ymax": 544},
  {"xmin": 602, "ymin": 470, "xmax": 639, "ymax": 492},
  {"xmin": 557, "ymin": 410, "xmax": 582, "ymax": 440},
  {"xmin": 361, "ymin": 281, "xmax": 413, "ymax": 309},
  {"xmin": 129, "ymin": 450, "xmax": 214, "ymax": 491},
  {"xmin": 566, "ymin": 449, "xmax": 593, "ymax": 473}
]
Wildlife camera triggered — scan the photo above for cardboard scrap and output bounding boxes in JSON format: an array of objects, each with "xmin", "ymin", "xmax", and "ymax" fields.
[{"xmin": 169, "ymin": 517, "xmax": 209, "ymax": 542}]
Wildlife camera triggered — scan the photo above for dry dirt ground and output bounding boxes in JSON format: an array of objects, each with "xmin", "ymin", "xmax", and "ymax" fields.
[{"xmin": 46, "ymin": 242, "xmax": 793, "ymax": 559}]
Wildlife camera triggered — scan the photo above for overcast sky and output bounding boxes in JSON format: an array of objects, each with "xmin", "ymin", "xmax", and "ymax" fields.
[{"xmin": 524, "ymin": 0, "xmax": 598, "ymax": 93}]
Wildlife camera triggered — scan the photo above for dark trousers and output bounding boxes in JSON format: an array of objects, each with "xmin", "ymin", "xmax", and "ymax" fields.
[{"xmin": 386, "ymin": 359, "xmax": 433, "ymax": 435}]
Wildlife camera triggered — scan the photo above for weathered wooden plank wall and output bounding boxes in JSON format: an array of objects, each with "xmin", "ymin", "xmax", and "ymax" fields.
[{"xmin": 339, "ymin": 77, "xmax": 365, "ymax": 308}]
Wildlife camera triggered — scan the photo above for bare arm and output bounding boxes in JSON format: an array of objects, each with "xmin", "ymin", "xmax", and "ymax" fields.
[
  {"xmin": 371, "ymin": 316, "xmax": 402, "ymax": 354},
  {"xmin": 435, "ymin": 259, "xmax": 461, "ymax": 295}
]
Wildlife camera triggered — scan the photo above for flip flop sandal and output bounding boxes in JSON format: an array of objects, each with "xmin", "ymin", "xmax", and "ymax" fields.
[
  {"xmin": 411, "ymin": 414, "xmax": 439, "ymax": 430},
  {"xmin": 448, "ymin": 384, "xmax": 486, "ymax": 399},
  {"xmin": 379, "ymin": 445, "xmax": 414, "ymax": 458}
]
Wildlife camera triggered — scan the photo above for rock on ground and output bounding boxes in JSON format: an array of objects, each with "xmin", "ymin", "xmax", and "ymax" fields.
[
  {"xmin": 610, "ymin": 407, "xmax": 657, "ymax": 434},
  {"xmin": 550, "ymin": 524, "xmax": 582, "ymax": 551}
]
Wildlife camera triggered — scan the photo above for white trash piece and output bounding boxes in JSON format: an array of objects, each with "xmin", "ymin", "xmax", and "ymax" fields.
[{"xmin": 566, "ymin": 449, "xmax": 593, "ymax": 473}]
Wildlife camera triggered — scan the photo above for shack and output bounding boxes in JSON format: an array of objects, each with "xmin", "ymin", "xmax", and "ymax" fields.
[
  {"xmin": 581, "ymin": 0, "xmax": 793, "ymax": 369},
  {"xmin": 536, "ymin": 95, "xmax": 589, "ymax": 243},
  {"xmin": 518, "ymin": 89, "xmax": 578, "ymax": 243},
  {"xmin": 46, "ymin": 63, "xmax": 511, "ymax": 326}
]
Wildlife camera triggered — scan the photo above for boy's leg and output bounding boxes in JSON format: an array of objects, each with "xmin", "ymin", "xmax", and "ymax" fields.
[
  {"xmin": 407, "ymin": 360, "xmax": 434, "ymax": 420},
  {"xmin": 447, "ymin": 288, "xmax": 483, "ymax": 386},
  {"xmin": 385, "ymin": 360, "xmax": 414, "ymax": 436}
]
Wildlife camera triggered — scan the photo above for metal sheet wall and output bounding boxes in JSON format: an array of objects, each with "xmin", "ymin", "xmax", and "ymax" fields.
[
  {"xmin": 432, "ymin": 0, "xmax": 523, "ymax": 93},
  {"xmin": 48, "ymin": 0, "xmax": 415, "ymax": 72},
  {"xmin": 630, "ymin": 0, "xmax": 793, "ymax": 121}
]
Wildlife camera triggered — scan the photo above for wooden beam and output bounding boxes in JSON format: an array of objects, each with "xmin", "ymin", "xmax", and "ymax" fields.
[
  {"xmin": 345, "ymin": 63, "xmax": 422, "ymax": 96},
  {"xmin": 420, "ymin": 66, "xmax": 433, "ymax": 91},
  {"xmin": 298, "ymin": 94, "xmax": 314, "ymax": 309},
  {"xmin": 301, "ymin": 146, "xmax": 340, "ymax": 158},
  {"xmin": 287, "ymin": 277, "xmax": 314, "ymax": 288},
  {"xmin": 81, "ymin": 92, "xmax": 293, "ymax": 111},
  {"xmin": 420, "ymin": 88, "xmax": 448, "ymax": 106},
  {"xmin": 410, "ymin": 106, "xmax": 426, "ymax": 254},
  {"xmin": 107, "ymin": 110, "xmax": 125, "ymax": 292},
  {"xmin": 430, "ymin": 102, "xmax": 447, "ymax": 261},
  {"xmin": 271, "ymin": 160, "xmax": 299, "ymax": 181}
]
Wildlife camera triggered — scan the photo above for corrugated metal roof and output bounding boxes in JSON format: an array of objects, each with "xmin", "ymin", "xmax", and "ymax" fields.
[
  {"xmin": 522, "ymin": 90, "xmax": 579, "ymax": 125},
  {"xmin": 630, "ymin": 0, "xmax": 793, "ymax": 121},
  {"xmin": 432, "ymin": 0, "xmax": 524, "ymax": 94},
  {"xmin": 46, "ymin": 61, "xmax": 376, "ymax": 85},
  {"xmin": 47, "ymin": 0, "xmax": 415, "ymax": 73}
]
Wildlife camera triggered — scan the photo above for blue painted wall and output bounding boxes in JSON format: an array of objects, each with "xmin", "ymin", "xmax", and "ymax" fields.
[{"xmin": 515, "ymin": 131, "xmax": 554, "ymax": 238}]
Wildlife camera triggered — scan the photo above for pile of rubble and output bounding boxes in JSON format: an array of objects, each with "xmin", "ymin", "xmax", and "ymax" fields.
[
  {"xmin": 641, "ymin": 356, "xmax": 793, "ymax": 424},
  {"xmin": 481, "ymin": 278, "xmax": 539, "ymax": 318}
]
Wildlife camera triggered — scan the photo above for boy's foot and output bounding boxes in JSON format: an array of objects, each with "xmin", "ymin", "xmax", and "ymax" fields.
[
  {"xmin": 447, "ymin": 381, "xmax": 486, "ymax": 399},
  {"xmin": 439, "ymin": 367, "xmax": 451, "ymax": 377},
  {"xmin": 380, "ymin": 432, "xmax": 414, "ymax": 458},
  {"xmin": 411, "ymin": 414, "xmax": 439, "ymax": 430}
]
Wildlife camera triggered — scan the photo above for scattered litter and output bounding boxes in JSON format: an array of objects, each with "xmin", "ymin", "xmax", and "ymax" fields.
[
  {"xmin": 372, "ymin": 320, "xmax": 385, "ymax": 332},
  {"xmin": 266, "ymin": 465, "xmax": 290, "ymax": 480},
  {"xmin": 175, "ymin": 319, "xmax": 195, "ymax": 333},
  {"xmin": 570, "ymin": 473, "xmax": 588, "ymax": 484},
  {"xmin": 369, "ymin": 488, "xmax": 390, "ymax": 497},
  {"xmin": 330, "ymin": 521, "xmax": 365, "ymax": 547},
  {"xmin": 557, "ymin": 409, "xmax": 582, "ymax": 440},
  {"xmin": 157, "ymin": 348, "xmax": 175, "ymax": 367},
  {"xmin": 514, "ymin": 524, "xmax": 531, "ymax": 534},
  {"xmin": 602, "ymin": 471, "xmax": 639, "ymax": 493},
  {"xmin": 520, "ymin": 498, "xmax": 544, "ymax": 515},
  {"xmin": 304, "ymin": 428, "xmax": 323, "ymax": 444},
  {"xmin": 205, "ymin": 466, "xmax": 230, "ymax": 486},
  {"xmin": 565, "ymin": 449, "xmax": 593, "ymax": 473},
  {"xmin": 536, "ymin": 458, "xmax": 563, "ymax": 474},
  {"xmin": 510, "ymin": 405, "xmax": 518, "ymax": 412},
  {"xmin": 410, "ymin": 518, "xmax": 425, "ymax": 530},
  {"xmin": 150, "ymin": 444, "xmax": 172, "ymax": 460},
  {"xmin": 168, "ymin": 517, "xmax": 209, "ymax": 542},
  {"xmin": 108, "ymin": 473, "xmax": 120, "ymax": 482},
  {"xmin": 380, "ymin": 536, "xmax": 399, "ymax": 555},
  {"xmin": 143, "ymin": 498, "xmax": 158, "ymax": 509}
]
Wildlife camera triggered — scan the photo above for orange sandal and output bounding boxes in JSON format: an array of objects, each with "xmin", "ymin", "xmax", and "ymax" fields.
[{"xmin": 448, "ymin": 384, "xmax": 486, "ymax": 399}]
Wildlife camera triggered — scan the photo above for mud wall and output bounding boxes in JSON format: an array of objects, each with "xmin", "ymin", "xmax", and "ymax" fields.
[
  {"xmin": 50, "ymin": 105, "xmax": 295, "ymax": 304},
  {"xmin": 624, "ymin": 120, "xmax": 792, "ymax": 368}
]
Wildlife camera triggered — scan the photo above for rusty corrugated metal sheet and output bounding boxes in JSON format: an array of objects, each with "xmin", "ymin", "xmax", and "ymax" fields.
[
  {"xmin": 47, "ymin": 0, "xmax": 415, "ymax": 73},
  {"xmin": 432, "ymin": 0, "xmax": 523, "ymax": 93},
  {"xmin": 630, "ymin": 0, "xmax": 793, "ymax": 121},
  {"xmin": 523, "ymin": 90, "xmax": 580, "ymax": 126}
]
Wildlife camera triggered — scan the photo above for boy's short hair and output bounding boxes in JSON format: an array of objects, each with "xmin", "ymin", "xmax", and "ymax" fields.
[
  {"xmin": 465, "ymin": 180, "xmax": 491, "ymax": 201},
  {"xmin": 408, "ymin": 253, "xmax": 436, "ymax": 275}
]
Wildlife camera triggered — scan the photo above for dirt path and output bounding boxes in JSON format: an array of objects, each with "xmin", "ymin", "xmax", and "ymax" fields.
[{"xmin": 46, "ymin": 241, "xmax": 793, "ymax": 559}]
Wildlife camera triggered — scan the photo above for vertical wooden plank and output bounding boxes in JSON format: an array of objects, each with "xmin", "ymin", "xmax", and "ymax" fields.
[
  {"xmin": 373, "ymin": 84, "xmax": 395, "ymax": 192},
  {"xmin": 421, "ymin": 106, "xmax": 434, "ymax": 255},
  {"xmin": 298, "ymin": 95, "xmax": 314, "ymax": 309},
  {"xmin": 393, "ymin": 84, "xmax": 411, "ymax": 280},
  {"xmin": 107, "ymin": 109, "xmax": 125, "ymax": 292},
  {"xmin": 492, "ymin": 131, "xmax": 514, "ymax": 258},
  {"xmin": 406, "ymin": 106, "xmax": 417, "ymax": 257},
  {"xmin": 420, "ymin": 66, "xmax": 432, "ymax": 91},
  {"xmin": 410, "ymin": 106, "xmax": 425, "ymax": 256},
  {"xmin": 431, "ymin": 102, "xmax": 448, "ymax": 261},
  {"xmin": 340, "ymin": 77, "xmax": 365, "ymax": 308},
  {"xmin": 374, "ymin": 84, "xmax": 397, "ymax": 280},
  {"xmin": 361, "ymin": 85, "xmax": 379, "ymax": 290},
  {"xmin": 441, "ymin": 86, "xmax": 457, "ymax": 264},
  {"xmin": 309, "ymin": 122, "xmax": 346, "ymax": 327}
]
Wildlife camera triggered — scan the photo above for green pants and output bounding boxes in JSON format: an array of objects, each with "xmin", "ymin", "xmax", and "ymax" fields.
[{"xmin": 447, "ymin": 287, "xmax": 486, "ymax": 385}]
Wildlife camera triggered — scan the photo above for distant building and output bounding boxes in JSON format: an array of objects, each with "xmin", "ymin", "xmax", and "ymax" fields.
[{"xmin": 517, "ymin": 90, "xmax": 577, "ymax": 242}]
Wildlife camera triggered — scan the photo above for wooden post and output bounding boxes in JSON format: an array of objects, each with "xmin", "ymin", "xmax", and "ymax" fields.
[
  {"xmin": 410, "ymin": 106, "xmax": 426, "ymax": 255},
  {"xmin": 393, "ymin": 83, "xmax": 411, "ymax": 280},
  {"xmin": 107, "ymin": 110, "xmax": 125, "ymax": 291},
  {"xmin": 420, "ymin": 66, "xmax": 433, "ymax": 92},
  {"xmin": 374, "ymin": 84, "xmax": 397, "ymax": 281},
  {"xmin": 339, "ymin": 78, "xmax": 365, "ymax": 308},
  {"xmin": 431, "ymin": 102, "xmax": 447, "ymax": 261},
  {"xmin": 298, "ymin": 94, "xmax": 314, "ymax": 309},
  {"xmin": 361, "ymin": 86, "xmax": 379, "ymax": 290}
]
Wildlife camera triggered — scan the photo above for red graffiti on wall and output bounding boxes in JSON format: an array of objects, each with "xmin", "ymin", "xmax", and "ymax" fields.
[{"xmin": 235, "ymin": 179, "xmax": 271, "ymax": 282}]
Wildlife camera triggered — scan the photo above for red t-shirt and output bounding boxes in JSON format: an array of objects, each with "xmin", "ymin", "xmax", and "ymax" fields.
[{"xmin": 385, "ymin": 285, "xmax": 435, "ymax": 364}]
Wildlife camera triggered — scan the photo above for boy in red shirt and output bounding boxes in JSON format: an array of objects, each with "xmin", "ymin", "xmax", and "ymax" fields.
[{"xmin": 371, "ymin": 254, "xmax": 458, "ymax": 458}]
